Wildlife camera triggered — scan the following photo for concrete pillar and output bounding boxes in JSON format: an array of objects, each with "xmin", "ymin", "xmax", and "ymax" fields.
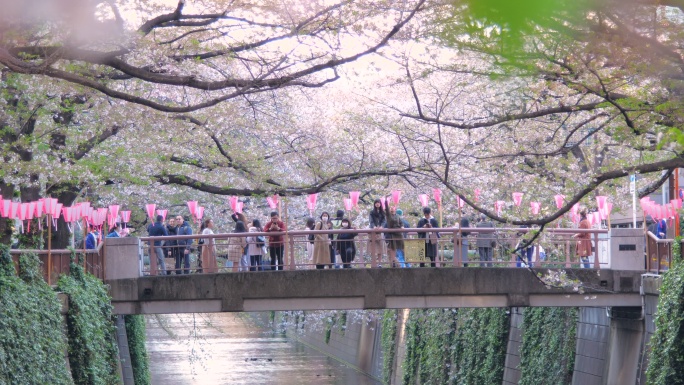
[
  {"xmin": 114, "ymin": 315, "xmax": 135, "ymax": 385},
  {"xmin": 609, "ymin": 228, "xmax": 644, "ymax": 270},
  {"xmin": 603, "ymin": 308, "xmax": 644, "ymax": 385},
  {"xmin": 104, "ymin": 237, "xmax": 143, "ymax": 281},
  {"xmin": 572, "ymin": 307, "xmax": 610, "ymax": 385},
  {"xmin": 503, "ymin": 307, "xmax": 524, "ymax": 385},
  {"xmin": 356, "ymin": 316, "xmax": 378, "ymax": 374},
  {"xmin": 391, "ymin": 309, "xmax": 410, "ymax": 385}
]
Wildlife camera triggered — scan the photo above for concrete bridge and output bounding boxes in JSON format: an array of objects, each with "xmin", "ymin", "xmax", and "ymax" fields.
[{"xmin": 101, "ymin": 227, "xmax": 659, "ymax": 315}]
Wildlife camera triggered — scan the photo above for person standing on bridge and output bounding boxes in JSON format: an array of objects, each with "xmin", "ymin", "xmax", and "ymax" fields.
[
  {"xmin": 247, "ymin": 220, "xmax": 265, "ymax": 271},
  {"xmin": 368, "ymin": 199, "xmax": 386, "ymax": 267},
  {"xmin": 148, "ymin": 215, "xmax": 169, "ymax": 275},
  {"xmin": 227, "ymin": 221, "xmax": 248, "ymax": 273},
  {"xmin": 166, "ymin": 217, "xmax": 179, "ymax": 274},
  {"xmin": 313, "ymin": 212, "xmax": 333, "ymax": 269},
  {"xmin": 337, "ymin": 218, "xmax": 357, "ymax": 268},
  {"xmin": 575, "ymin": 210, "xmax": 592, "ymax": 268},
  {"xmin": 264, "ymin": 211, "xmax": 287, "ymax": 271},
  {"xmin": 200, "ymin": 219, "xmax": 218, "ymax": 274},
  {"xmin": 417, "ymin": 207, "xmax": 439, "ymax": 267},
  {"xmin": 475, "ymin": 214, "xmax": 495, "ymax": 267},
  {"xmin": 176, "ymin": 215, "xmax": 193, "ymax": 274}
]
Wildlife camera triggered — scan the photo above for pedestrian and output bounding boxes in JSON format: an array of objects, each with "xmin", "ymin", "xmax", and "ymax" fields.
[
  {"xmin": 455, "ymin": 215, "xmax": 470, "ymax": 267},
  {"xmin": 247, "ymin": 220, "xmax": 265, "ymax": 271},
  {"xmin": 515, "ymin": 225, "xmax": 533, "ymax": 268},
  {"xmin": 575, "ymin": 210, "xmax": 592, "ymax": 268},
  {"xmin": 200, "ymin": 219, "xmax": 218, "ymax": 274},
  {"xmin": 176, "ymin": 215, "xmax": 193, "ymax": 274},
  {"xmin": 476, "ymin": 214, "xmax": 495, "ymax": 267},
  {"xmin": 330, "ymin": 209, "xmax": 345, "ymax": 268},
  {"xmin": 166, "ymin": 217, "xmax": 179, "ymax": 274},
  {"xmin": 368, "ymin": 199, "xmax": 386, "ymax": 267},
  {"xmin": 656, "ymin": 218, "xmax": 667, "ymax": 239},
  {"xmin": 231, "ymin": 211, "xmax": 250, "ymax": 271},
  {"xmin": 386, "ymin": 207, "xmax": 405, "ymax": 267},
  {"xmin": 148, "ymin": 215, "xmax": 169, "ymax": 275},
  {"xmin": 106, "ymin": 223, "xmax": 121, "ymax": 238},
  {"xmin": 264, "ymin": 211, "xmax": 287, "ymax": 270},
  {"xmin": 305, "ymin": 217, "xmax": 316, "ymax": 268},
  {"xmin": 337, "ymin": 218, "xmax": 357, "ymax": 268},
  {"xmin": 227, "ymin": 221, "xmax": 248, "ymax": 272},
  {"xmin": 86, "ymin": 225, "xmax": 99, "ymax": 249},
  {"xmin": 313, "ymin": 212, "xmax": 332, "ymax": 269},
  {"xmin": 417, "ymin": 207, "xmax": 439, "ymax": 267}
]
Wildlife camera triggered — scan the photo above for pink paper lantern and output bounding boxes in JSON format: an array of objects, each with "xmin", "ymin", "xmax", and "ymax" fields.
[
  {"xmin": 54, "ymin": 204, "xmax": 63, "ymax": 219},
  {"xmin": 474, "ymin": 189, "xmax": 481, "ymax": 202},
  {"xmin": 456, "ymin": 196, "xmax": 465, "ymax": 209},
  {"xmin": 391, "ymin": 190, "xmax": 402, "ymax": 206},
  {"xmin": 571, "ymin": 204, "xmax": 579, "ymax": 215},
  {"xmin": 307, "ymin": 193, "xmax": 318, "ymax": 211},
  {"xmin": 9, "ymin": 202, "xmax": 19, "ymax": 219},
  {"xmin": 19, "ymin": 203, "xmax": 29, "ymax": 221},
  {"xmin": 120, "ymin": 211, "xmax": 131, "ymax": 223},
  {"xmin": 512, "ymin": 192, "xmax": 523, "ymax": 206},
  {"xmin": 349, "ymin": 191, "xmax": 360, "ymax": 207},
  {"xmin": 34, "ymin": 200, "xmax": 43, "ymax": 217},
  {"xmin": 109, "ymin": 205, "xmax": 120, "ymax": 220},
  {"xmin": 1, "ymin": 200, "xmax": 9, "ymax": 218},
  {"xmin": 187, "ymin": 201, "xmax": 198, "ymax": 216},
  {"xmin": 530, "ymin": 202, "xmax": 541, "ymax": 215},
  {"xmin": 671, "ymin": 199, "xmax": 682, "ymax": 210},
  {"xmin": 596, "ymin": 196, "xmax": 607, "ymax": 210},
  {"xmin": 418, "ymin": 194, "xmax": 429, "ymax": 207},
  {"xmin": 145, "ymin": 204, "xmax": 156, "ymax": 219},
  {"xmin": 495, "ymin": 200, "xmax": 506, "ymax": 214},
  {"xmin": 45, "ymin": 198, "xmax": 57, "ymax": 216},
  {"xmin": 554, "ymin": 194, "xmax": 565, "ymax": 209},
  {"xmin": 27, "ymin": 202, "xmax": 35, "ymax": 220},
  {"xmin": 235, "ymin": 202, "xmax": 244, "ymax": 214},
  {"xmin": 432, "ymin": 188, "xmax": 442, "ymax": 204},
  {"xmin": 156, "ymin": 209, "xmax": 168, "ymax": 222},
  {"xmin": 62, "ymin": 207, "xmax": 72, "ymax": 223},
  {"xmin": 229, "ymin": 196, "xmax": 239, "ymax": 212},
  {"xmin": 195, "ymin": 206, "xmax": 205, "ymax": 220},
  {"xmin": 380, "ymin": 196, "xmax": 387, "ymax": 209},
  {"xmin": 266, "ymin": 197, "xmax": 277, "ymax": 209},
  {"xmin": 344, "ymin": 198, "xmax": 353, "ymax": 211}
]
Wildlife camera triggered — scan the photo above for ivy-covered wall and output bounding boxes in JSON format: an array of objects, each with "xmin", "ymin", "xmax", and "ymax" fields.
[
  {"xmin": 57, "ymin": 255, "xmax": 121, "ymax": 385},
  {"xmin": 125, "ymin": 315, "xmax": 151, "ymax": 385},
  {"xmin": 0, "ymin": 246, "xmax": 74, "ymax": 385},
  {"xmin": 518, "ymin": 307, "xmax": 577, "ymax": 385},
  {"xmin": 401, "ymin": 308, "xmax": 509, "ymax": 385},
  {"xmin": 381, "ymin": 310, "xmax": 398, "ymax": 384},
  {"xmin": 646, "ymin": 236, "xmax": 684, "ymax": 385}
]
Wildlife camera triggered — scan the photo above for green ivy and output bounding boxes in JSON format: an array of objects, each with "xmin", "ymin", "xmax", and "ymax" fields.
[
  {"xmin": 452, "ymin": 308, "xmax": 509, "ymax": 385},
  {"xmin": 518, "ymin": 307, "xmax": 577, "ymax": 385},
  {"xmin": 125, "ymin": 315, "xmax": 150, "ymax": 385},
  {"xmin": 0, "ymin": 246, "xmax": 74, "ymax": 385},
  {"xmin": 58, "ymin": 254, "xmax": 120, "ymax": 385},
  {"xmin": 381, "ymin": 310, "xmax": 398, "ymax": 384},
  {"xmin": 646, "ymin": 236, "xmax": 684, "ymax": 385}
]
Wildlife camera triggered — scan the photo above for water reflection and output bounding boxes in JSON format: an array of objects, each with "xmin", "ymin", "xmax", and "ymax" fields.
[{"xmin": 146, "ymin": 313, "xmax": 381, "ymax": 385}]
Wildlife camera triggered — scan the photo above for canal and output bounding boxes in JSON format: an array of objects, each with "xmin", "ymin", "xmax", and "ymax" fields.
[{"xmin": 146, "ymin": 312, "xmax": 382, "ymax": 385}]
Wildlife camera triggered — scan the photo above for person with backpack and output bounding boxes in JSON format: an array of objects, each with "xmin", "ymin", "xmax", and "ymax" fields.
[{"xmin": 176, "ymin": 215, "xmax": 193, "ymax": 274}]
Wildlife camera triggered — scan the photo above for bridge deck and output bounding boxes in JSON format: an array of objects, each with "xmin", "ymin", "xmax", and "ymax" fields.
[{"xmin": 108, "ymin": 268, "xmax": 643, "ymax": 314}]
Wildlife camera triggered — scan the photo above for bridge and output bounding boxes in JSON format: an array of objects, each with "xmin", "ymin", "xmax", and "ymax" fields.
[{"xmin": 9, "ymin": 227, "xmax": 672, "ymax": 314}]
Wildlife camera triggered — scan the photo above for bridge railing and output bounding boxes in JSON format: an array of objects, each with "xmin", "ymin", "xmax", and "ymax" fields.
[
  {"xmin": 9, "ymin": 248, "xmax": 104, "ymax": 284},
  {"xmin": 645, "ymin": 231, "xmax": 672, "ymax": 274},
  {"xmin": 139, "ymin": 227, "xmax": 610, "ymax": 275}
]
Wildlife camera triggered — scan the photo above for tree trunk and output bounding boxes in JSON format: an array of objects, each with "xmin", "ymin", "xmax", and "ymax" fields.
[{"xmin": 0, "ymin": 182, "xmax": 14, "ymax": 246}]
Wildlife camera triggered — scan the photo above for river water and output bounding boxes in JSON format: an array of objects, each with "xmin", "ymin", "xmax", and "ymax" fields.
[{"xmin": 146, "ymin": 313, "xmax": 382, "ymax": 385}]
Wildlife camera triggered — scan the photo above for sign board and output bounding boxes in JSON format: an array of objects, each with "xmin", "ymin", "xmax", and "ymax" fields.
[
  {"xmin": 630, "ymin": 174, "xmax": 636, "ymax": 194},
  {"xmin": 404, "ymin": 239, "xmax": 427, "ymax": 263}
]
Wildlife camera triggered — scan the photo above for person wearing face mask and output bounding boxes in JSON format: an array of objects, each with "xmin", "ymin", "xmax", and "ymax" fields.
[
  {"xmin": 336, "ymin": 218, "xmax": 358, "ymax": 268},
  {"xmin": 368, "ymin": 199, "xmax": 386, "ymax": 267},
  {"xmin": 313, "ymin": 212, "xmax": 332, "ymax": 269}
]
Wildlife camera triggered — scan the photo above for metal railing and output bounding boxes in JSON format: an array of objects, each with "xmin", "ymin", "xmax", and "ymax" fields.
[
  {"xmin": 139, "ymin": 227, "xmax": 610, "ymax": 276},
  {"xmin": 645, "ymin": 231, "xmax": 671, "ymax": 274},
  {"xmin": 9, "ymin": 248, "xmax": 105, "ymax": 284}
]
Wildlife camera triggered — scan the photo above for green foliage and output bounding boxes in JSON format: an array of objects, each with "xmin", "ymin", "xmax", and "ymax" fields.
[
  {"xmin": 58, "ymin": 254, "xmax": 120, "ymax": 385},
  {"xmin": 0, "ymin": 246, "xmax": 74, "ymax": 385},
  {"xmin": 646, "ymin": 238, "xmax": 684, "ymax": 384},
  {"xmin": 125, "ymin": 315, "xmax": 151, "ymax": 385},
  {"xmin": 381, "ymin": 310, "xmax": 398, "ymax": 384},
  {"xmin": 518, "ymin": 307, "xmax": 577, "ymax": 385},
  {"xmin": 452, "ymin": 308, "xmax": 509, "ymax": 385}
]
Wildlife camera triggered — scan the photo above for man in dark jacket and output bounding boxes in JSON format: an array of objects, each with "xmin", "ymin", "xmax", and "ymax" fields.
[
  {"xmin": 166, "ymin": 217, "xmax": 179, "ymax": 274},
  {"xmin": 148, "ymin": 215, "xmax": 169, "ymax": 275},
  {"xmin": 417, "ymin": 207, "xmax": 440, "ymax": 267},
  {"xmin": 476, "ymin": 214, "xmax": 495, "ymax": 267},
  {"xmin": 176, "ymin": 215, "xmax": 193, "ymax": 274}
]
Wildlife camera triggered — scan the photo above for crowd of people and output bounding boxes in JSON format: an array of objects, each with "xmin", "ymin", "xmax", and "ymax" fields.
[{"xmin": 138, "ymin": 202, "xmax": 601, "ymax": 274}]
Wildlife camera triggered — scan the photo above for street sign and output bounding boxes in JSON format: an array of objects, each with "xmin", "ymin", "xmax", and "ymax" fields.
[{"xmin": 630, "ymin": 174, "xmax": 636, "ymax": 194}]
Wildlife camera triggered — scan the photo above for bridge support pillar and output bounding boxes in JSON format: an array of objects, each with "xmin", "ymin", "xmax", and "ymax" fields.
[
  {"xmin": 603, "ymin": 307, "xmax": 644, "ymax": 385},
  {"xmin": 105, "ymin": 237, "xmax": 143, "ymax": 280}
]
